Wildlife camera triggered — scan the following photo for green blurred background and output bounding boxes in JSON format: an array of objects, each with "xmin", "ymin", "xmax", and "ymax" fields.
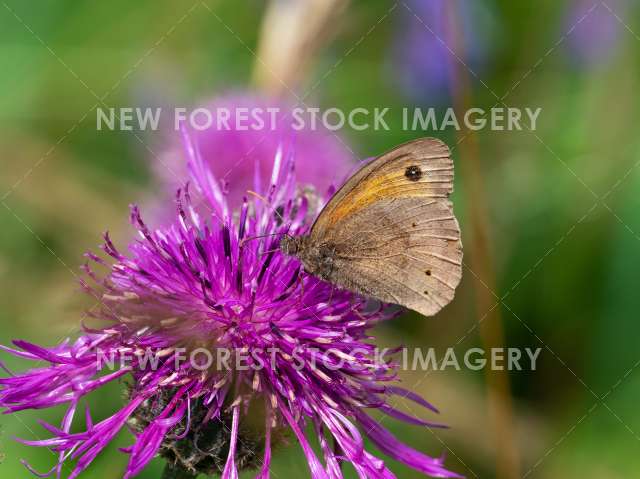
[{"xmin": 1, "ymin": 1, "xmax": 640, "ymax": 477}]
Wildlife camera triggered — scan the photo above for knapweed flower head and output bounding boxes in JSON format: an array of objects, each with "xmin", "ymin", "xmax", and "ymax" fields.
[
  {"xmin": 0, "ymin": 129, "xmax": 460, "ymax": 478},
  {"xmin": 156, "ymin": 92, "xmax": 353, "ymax": 209}
]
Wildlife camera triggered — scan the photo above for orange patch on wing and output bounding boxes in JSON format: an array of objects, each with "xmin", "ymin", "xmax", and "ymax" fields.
[
  {"xmin": 326, "ymin": 171, "xmax": 441, "ymax": 227},
  {"xmin": 326, "ymin": 174, "xmax": 392, "ymax": 226}
]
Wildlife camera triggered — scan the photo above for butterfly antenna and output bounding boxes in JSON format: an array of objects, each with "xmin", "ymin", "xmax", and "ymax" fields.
[
  {"xmin": 239, "ymin": 232, "xmax": 283, "ymax": 248},
  {"xmin": 239, "ymin": 191, "xmax": 294, "ymax": 249},
  {"xmin": 247, "ymin": 190, "xmax": 290, "ymax": 228}
]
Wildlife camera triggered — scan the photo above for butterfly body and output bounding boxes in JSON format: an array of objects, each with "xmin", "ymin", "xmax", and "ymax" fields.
[
  {"xmin": 280, "ymin": 236, "xmax": 334, "ymax": 281},
  {"xmin": 280, "ymin": 138, "xmax": 463, "ymax": 317}
]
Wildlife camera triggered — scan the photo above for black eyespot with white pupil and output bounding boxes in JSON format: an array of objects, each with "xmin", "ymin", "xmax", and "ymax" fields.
[{"xmin": 405, "ymin": 165, "xmax": 422, "ymax": 182}]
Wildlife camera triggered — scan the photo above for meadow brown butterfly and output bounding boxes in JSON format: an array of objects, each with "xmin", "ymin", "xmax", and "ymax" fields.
[{"xmin": 280, "ymin": 137, "xmax": 462, "ymax": 317}]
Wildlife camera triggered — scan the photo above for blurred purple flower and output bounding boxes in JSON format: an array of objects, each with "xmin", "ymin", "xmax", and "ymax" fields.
[
  {"xmin": 156, "ymin": 92, "xmax": 354, "ymax": 210},
  {"xmin": 0, "ymin": 131, "xmax": 459, "ymax": 478},
  {"xmin": 390, "ymin": 0, "xmax": 497, "ymax": 104},
  {"xmin": 563, "ymin": 0, "xmax": 626, "ymax": 67}
]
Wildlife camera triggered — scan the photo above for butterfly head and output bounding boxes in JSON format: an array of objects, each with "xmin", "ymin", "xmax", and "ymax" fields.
[{"xmin": 279, "ymin": 235, "xmax": 305, "ymax": 257}]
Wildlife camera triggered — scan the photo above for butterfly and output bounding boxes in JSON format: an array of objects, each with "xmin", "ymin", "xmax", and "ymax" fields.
[{"xmin": 280, "ymin": 137, "xmax": 462, "ymax": 317}]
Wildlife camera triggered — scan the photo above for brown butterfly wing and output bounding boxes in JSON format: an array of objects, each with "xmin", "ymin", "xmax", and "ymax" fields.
[
  {"xmin": 310, "ymin": 137, "xmax": 453, "ymax": 233},
  {"xmin": 308, "ymin": 138, "xmax": 462, "ymax": 316}
]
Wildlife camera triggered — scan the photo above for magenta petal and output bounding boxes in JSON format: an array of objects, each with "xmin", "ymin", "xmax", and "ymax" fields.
[{"xmin": 357, "ymin": 412, "xmax": 463, "ymax": 478}]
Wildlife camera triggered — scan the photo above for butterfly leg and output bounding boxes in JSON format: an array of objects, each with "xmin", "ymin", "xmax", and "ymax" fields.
[
  {"xmin": 328, "ymin": 283, "xmax": 336, "ymax": 305},
  {"xmin": 297, "ymin": 273, "xmax": 305, "ymax": 307}
]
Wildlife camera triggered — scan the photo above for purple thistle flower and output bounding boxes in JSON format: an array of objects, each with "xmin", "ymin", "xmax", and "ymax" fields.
[
  {"xmin": 156, "ymin": 92, "xmax": 354, "ymax": 210},
  {"xmin": 562, "ymin": 0, "xmax": 627, "ymax": 68},
  {"xmin": 0, "ymin": 130, "xmax": 460, "ymax": 478},
  {"xmin": 389, "ymin": 0, "xmax": 498, "ymax": 104}
]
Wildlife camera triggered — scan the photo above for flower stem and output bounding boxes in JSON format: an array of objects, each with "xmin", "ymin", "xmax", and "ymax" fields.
[
  {"xmin": 161, "ymin": 463, "xmax": 197, "ymax": 479},
  {"xmin": 445, "ymin": 3, "xmax": 521, "ymax": 478}
]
